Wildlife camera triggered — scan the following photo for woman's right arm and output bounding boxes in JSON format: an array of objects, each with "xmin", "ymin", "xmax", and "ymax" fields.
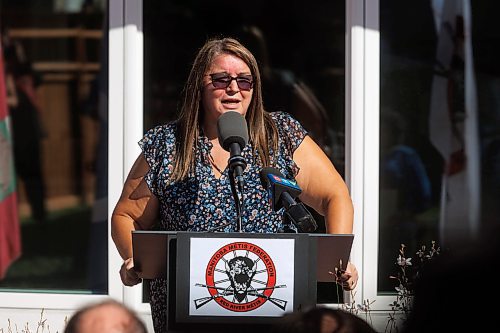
[{"xmin": 111, "ymin": 154, "xmax": 159, "ymax": 284}]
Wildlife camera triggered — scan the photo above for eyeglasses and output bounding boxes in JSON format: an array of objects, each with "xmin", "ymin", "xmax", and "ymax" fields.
[{"xmin": 209, "ymin": 73, "xmax": 254, "ymax": 90}]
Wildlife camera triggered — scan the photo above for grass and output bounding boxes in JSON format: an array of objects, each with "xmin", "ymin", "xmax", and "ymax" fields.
[{"xmin": 0, "ymin": 205, "xmax": 99, "ymax": 292}]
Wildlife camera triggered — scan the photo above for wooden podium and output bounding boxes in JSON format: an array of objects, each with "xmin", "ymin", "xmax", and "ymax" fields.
[{"xmin": 133, "ymin": 231, "xmax": 353, "ymax": 332}]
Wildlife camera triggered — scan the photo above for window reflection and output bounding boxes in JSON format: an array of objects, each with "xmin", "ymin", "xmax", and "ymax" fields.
[
  {"xmin": 379, "ymin": 0, "xmax": 500, "ymax": 293},
  {"xmin": 0, "ymin": 1, "xmax": 108, "ymax": 293}
]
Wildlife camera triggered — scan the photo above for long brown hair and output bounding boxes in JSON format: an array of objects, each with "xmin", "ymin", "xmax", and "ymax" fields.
[{"xmin": 172, "ymin": 37, "xmax": 278, "ymax": 181}]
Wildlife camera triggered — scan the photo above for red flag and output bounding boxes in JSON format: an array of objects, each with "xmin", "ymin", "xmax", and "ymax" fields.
[{"xmin": 0, "ymin": 32, "xmax": 21, "ymax": 279}]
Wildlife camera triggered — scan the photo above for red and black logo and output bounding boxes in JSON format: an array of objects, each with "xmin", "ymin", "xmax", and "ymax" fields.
[{"xmin": 194, "ymin": 241, "xmax": 287, "ymax": 312}]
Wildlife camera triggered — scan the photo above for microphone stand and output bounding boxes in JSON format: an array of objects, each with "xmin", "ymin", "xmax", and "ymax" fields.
[
  {"xmin": 205, "ymin": 168, "xmax": 245, "ymax": 233},
  {"xmin": 207, "ymin": 146, "xmax": 247, "ymax": 233},
  {"xmin": 226, "ymin": 143, "xmax": 247, "ymax": 233},
  {"xmin": 212, "ymin": 110, "xmax": 249, "ymax": 233},
  {"xmin": 228, "ymin": 168, "xmax": 244, "ymax": 232}
]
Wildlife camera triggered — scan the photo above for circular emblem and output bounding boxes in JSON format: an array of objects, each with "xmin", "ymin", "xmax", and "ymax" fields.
[{"xmin": 205, "ymin": 241, "xmax": 276, "ymax": 312}]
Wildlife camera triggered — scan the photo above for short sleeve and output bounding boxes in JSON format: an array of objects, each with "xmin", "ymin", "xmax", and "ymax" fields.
[
  {"xmin": 271, "ymin": 111, "xmax": 308, "ymax": 178},
  {"xmin": 273, "ymin": 111, "xmax": 307, "ymax": 152},
  {"xmin": 138, "ymin": 123, "xmax": 176, "ymax": 197}
]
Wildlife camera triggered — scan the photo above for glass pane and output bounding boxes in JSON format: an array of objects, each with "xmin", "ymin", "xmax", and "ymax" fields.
[
  {"xmin": 379, "ymin": 0, "xmax": 500, "ymax": 293},
  {"xmin": 143, "ymin": 0, "xmax": 346, "ymax": 302},
  {"xmin": 0, "ymin": 1, "xmax": 108, "ymax": 294}
]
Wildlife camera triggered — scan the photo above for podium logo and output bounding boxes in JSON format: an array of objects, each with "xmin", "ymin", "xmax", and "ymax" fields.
[{"xmin": 194, "ymin": 241, "xmax": 287, "ymax": 312}]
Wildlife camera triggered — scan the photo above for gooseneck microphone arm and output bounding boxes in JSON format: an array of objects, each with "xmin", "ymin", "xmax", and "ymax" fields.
[{"xmin": 228, "ymin": 142, "xmax": 247, "ymax": 189}]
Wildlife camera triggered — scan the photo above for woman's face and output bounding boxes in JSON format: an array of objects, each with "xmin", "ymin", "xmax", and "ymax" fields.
[{"xmin": 202, "ymin": 53, "xmax": 253, "ymax": 127}]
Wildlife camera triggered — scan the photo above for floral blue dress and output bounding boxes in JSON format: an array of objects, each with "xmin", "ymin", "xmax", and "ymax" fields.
[{"xmin": 138, "ymin": 111, "xmax": 307, "ymax": 333}]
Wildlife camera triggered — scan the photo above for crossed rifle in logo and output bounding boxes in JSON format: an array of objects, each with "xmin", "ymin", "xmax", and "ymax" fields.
[{"xmin": 194, "ymin": 283, "xmax": 288, "ymax": 310}]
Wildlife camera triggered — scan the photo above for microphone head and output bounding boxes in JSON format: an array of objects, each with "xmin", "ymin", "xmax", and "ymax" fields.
[
  {"xmin": 217, "ymin": 111, "xmax": 249, "ymax": 151},
  {"xmin": 259, "ymin": 167, "xmax": 284, "ymax": 190},
  {"xmin": 259, "ymin": 167, "xmax": 301, "ymax": 211}
]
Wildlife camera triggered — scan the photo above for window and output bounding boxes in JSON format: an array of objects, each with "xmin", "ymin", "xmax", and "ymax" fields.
[
  {"xmin": 0, "ymin": 0, "xmax": 108, "ymax": 295},
  {"xmin": 378, "ymin": 0, "xmax": 500, "ymax": 293}
]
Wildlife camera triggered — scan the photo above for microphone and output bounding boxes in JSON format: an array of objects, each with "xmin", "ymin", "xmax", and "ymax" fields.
[
  {"xmin": 259, "ymin": 167, "xmax": 318, "ymax": 233},
  {"xmin": 259, "ymin": 167, "xmax": 301, "ymax": 211},
  {"xmin": 217, "ymin": 111, "xmax": 249, "ymax": 187}
]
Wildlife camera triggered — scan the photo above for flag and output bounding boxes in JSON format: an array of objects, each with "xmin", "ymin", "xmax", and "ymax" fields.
[
  {"xmin": 0, "ymin": 32, "xmax": 21, "ymax": 279},
  {"xmin": 429, "ymin": 0, "xmax": 481, "ymax": 246}
]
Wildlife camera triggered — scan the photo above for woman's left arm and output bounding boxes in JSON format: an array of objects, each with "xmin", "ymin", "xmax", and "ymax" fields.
[
  {"xmin": 294, "ymin": 136, "xmax": 354, "ymax": 234},
  {"xmin": 294, "ymin": 135, "xmax": 357, "ymax": 290}
]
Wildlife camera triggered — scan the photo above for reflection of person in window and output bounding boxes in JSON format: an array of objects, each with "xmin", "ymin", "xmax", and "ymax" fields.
[
  {"xmin": 8, "ymin": 61, "xmax": 47, "ymax": 225},
  {"xmin": 235, "ymin": 25, "xmax": 341, "ymax": 233},
  {"xmin": 235, "ymin": 25, "xmax": 336, "ymax": 163},
  {"xmin": 380, "ymin": 110, "xmax": 432, "ymax": 244}
]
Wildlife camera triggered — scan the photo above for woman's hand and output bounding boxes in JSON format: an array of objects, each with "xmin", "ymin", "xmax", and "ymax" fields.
[
  {"xmin": 119, "ymin": 258, "xmax": 142, "ymax": 286},
  {"xmin": 339, "ymin": 262, "xmax": 358, "ymax": 290},
  {"xmin": 331, "ymin": 261, "xmax": 358, "ymax": 291}
]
